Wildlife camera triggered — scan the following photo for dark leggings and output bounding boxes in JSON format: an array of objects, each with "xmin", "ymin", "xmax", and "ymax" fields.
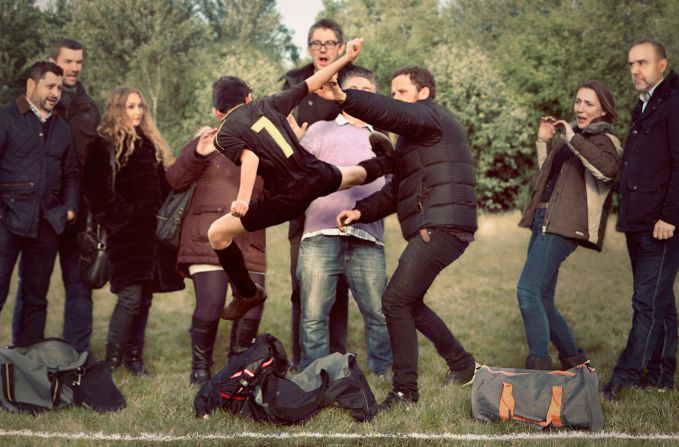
[{"xmin": 191, "ymin": 269, "xmax": 265, "ymax": 322}]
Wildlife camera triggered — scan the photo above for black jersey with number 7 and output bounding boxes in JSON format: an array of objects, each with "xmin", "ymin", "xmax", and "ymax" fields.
[{"xmin": 214, "ymin": 82, "xmax": 320, "ymax": 191}]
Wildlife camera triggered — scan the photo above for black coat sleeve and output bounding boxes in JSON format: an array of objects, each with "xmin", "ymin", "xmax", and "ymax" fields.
[
  {"xmin": 354, "ymin": 177, "xmax": 398, "ymax": 223},
  {"xmin": 342, "ymin": 90, "xmax": 442, "ymax": 144},
  {"xmin": 660, "ymin": 94, "xmax": 679, "ymax": 226},
  {"xmin": 83, "ymin": 137, "xmax": 133, "ymax": 232},
  {"xmin": 166, "ymin": 136, "xmax": 210, "ymax": 192},
  {"xmin": 60, "ymin": 137, "xmax": 80, "ymax": 213}
]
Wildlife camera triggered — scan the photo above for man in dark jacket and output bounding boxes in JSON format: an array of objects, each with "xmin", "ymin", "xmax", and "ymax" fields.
[
  {"xmin": 326, "ymin": 66, "xmax": 478, "ymax": 409},
  {"xmin": 604, "ymin": 40, "xmax": 679, "ymax": 400},
  {"xmin": 280, "ymin": 18, "xmax": 352, "ymax": 367},
  {"xmin": 0, "ymin": 61, "xmax": 79, "ymax": 345},
  {"xmin": 13, "ymin": 39, "xmax": 100, "ymax": 352}
]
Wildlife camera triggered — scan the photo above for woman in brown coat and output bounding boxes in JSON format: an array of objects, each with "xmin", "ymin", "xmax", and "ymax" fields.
[
  {"xmin": 167, "ymin": 109, "xmax": 266, "ymax": 385},
  {"xmin": 517, "ymin": 80, "xmax": 621, "ymax": 371}
]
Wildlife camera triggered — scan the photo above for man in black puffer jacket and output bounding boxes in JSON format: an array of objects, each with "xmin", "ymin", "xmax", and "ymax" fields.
[{"xmin": 326, "ymin": 66, "xmax": 478, "ymax": 410}]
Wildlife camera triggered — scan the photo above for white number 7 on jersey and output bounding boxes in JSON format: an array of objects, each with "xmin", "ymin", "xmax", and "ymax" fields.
[{"xmin": 251, "ymin": 116, "xmax": 293, "ymax": 158}]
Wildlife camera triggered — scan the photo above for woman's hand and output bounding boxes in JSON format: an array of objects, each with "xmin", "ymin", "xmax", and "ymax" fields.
[
  {"xmin": 537, "ymin": 116, "xmax": 557, "ymax": 142},
  {"xmin": 196, "ymin": 128, "xmax": 218, "ymax": 156},
  {"xmin": 554, "ymin": 119, "xmax": 575, "ymax": 142}
]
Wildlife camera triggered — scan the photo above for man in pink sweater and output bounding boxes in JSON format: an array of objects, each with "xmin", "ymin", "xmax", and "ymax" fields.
[{"xmin": 297, "ymin": 67, "xmax": 392, "ymax": 376}]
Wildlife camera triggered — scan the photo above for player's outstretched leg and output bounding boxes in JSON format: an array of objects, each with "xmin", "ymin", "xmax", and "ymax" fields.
[
  {"xmin": 208, "ymin": 214, "xmax": 267, "ymax": 320},
  {"xmin": 368, "ymin": 131, "xmax": 396, "ymax": 158},
  {"xmin": 338, "ymin": 132, "xmax": 397, "ymax": 189},
  {"xmin": 338, "ymin": 155, "xmax": 394, "ymax": 190}
]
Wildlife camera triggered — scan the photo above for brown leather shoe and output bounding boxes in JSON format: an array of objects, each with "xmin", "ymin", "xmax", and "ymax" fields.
[{"xmin": 220, "ymin": 284, "xmax": 268, "ymax": 320}]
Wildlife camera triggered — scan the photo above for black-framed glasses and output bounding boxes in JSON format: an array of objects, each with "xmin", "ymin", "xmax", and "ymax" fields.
[{"xmin": 308, "ymin": 40, "xmax": 340, "ymax": 50}]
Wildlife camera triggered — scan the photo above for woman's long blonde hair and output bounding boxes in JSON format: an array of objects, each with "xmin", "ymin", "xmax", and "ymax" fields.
[{"xmin": 97, "ymin": 87, "xmax": 174, "ymax": 168}]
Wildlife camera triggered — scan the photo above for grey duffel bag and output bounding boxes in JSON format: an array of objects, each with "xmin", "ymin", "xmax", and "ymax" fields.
[
  {"xmin": 0, "ymin": 338, "xmax": 125, "ymax": 414},
  {"xmin": 471, "ymin": 363, "xmax": 603, "ymax": 431}
]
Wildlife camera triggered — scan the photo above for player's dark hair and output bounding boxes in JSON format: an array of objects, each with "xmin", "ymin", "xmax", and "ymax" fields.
[
  {"xmin": 340, "ymin": 66, "xmax": 377, "ymax": 91},
  {"xmin": 22, "ymin": 61, "xmax": 63, "ymax": 85},
  {"xmin": 392, "ymin": 66, "xmax": 436, "ymax": 100},
  {"xmin": 212, "ymin": 76, "xmax": 252, "ymax": 113},
  {"xmin": 630, "ymin": 39, "xmax": 667, "ymax": 60},
  {"xmin": 49, "ymin": 38, "xmax": 85, "ymax": 59},
  {"xmin": 307, "ymin": 18, "xmax": 343, "ymax": 44}
]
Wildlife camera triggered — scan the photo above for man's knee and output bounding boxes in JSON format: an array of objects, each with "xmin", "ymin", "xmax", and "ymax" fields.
[{"xmin": 382, "ymin": 289, "xmax": 406, "ymax": 318}]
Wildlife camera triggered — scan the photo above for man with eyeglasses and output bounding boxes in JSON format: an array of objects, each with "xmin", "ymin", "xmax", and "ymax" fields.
[{"xmin": 280, "ymin": 18, "xmax": 355, "ymax": 370}]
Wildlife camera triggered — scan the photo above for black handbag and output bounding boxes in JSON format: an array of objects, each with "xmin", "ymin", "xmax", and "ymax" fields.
[
  {"xmin": 76, "ymin": 213, "xmax": 109, "ymax": 289},
  {"xmin": 156, "ymin": 183, "xmax": 195, "ymax": 251},
  {"xmin": 76, "ymin": 149, "xmax": 115, "ymax": 289}
]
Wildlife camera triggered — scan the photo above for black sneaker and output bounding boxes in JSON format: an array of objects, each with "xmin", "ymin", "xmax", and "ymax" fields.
[
  {"xmin": 446, "ymin": 362, "xmax": 480, "ymax": 387},
  {"xmin": 369, "ymin": 132, "xmax": 396, "ymax": 157},
  {"xmin": 378, "ymin": 390, "xmax": 417, "ymax": 412},
  {"xmin": 221, "ymin": 284, "xmax": 268, "ymax": 320}
]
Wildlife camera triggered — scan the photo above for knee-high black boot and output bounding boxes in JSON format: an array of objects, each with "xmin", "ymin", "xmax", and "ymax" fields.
[
  {"xmin": 125, "ymin": 301, "xmax": 151, "ymax": 376},
  {"xmin": 190, "ymin": 316, "xmax": 219, "ymax": 385},
  {"xmin": 106, "ymin": 305, "xmax": 134, "ymax": 370},
  {"xmin": 227, "ymin": 318, "xmax": 260, "ymax": 361}
]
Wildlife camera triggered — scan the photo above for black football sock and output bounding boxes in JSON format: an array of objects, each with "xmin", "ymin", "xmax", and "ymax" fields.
[
  {"xmin": 214, "ymin": 244, "xmax": 257, "ymax": 297},
  {"xmin": 358, "ymin": 156, "xmax": 394, "ymax": 184}
]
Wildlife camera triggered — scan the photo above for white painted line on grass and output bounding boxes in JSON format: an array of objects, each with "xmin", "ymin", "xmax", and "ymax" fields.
[{"xmin": 2, "ymin": 429, "xmax": 679, "ymax": 442}]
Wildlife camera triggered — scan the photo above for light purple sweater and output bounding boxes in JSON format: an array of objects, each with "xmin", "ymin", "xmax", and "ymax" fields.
[{"xmin": 300, "ymin": 115, "xmax": 386, "ymax": 242}]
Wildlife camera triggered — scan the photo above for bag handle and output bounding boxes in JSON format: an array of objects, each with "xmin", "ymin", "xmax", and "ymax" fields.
[
  {"xmin": 498, "ymin": 382, "xmax": 563, "ymax": 428},
  {"xmin": 1, "ymin": 363, "xmax": 16, "ymax": 404}
]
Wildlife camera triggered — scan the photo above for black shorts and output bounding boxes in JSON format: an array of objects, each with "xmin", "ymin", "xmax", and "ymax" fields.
[{"xmin": 241, "ymin": 160, "xmax": 342, "ymax": 232}]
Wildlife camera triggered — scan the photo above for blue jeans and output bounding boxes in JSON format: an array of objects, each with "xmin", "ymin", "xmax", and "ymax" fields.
[
  {"xmin": 0, "ymin": 218, "xmax": 59, "ymax": 345},
  {"xmin": 610, "ymin": 231, "xmax": 679, "ymax": 388},
  {"xmin": 517, "ymin": 208, "xmax": 579, "ymax": 359},
  {"xmin": 298, "ymin": 235, "xmax": 392, "ymax": 374},
  {"xmin": 289, "ymin": 219, "xmax": 348, "ymax": 367},
  {"xmin": 383, "ymin": 229, "xmax": 474, "ymax": 396},
  {"xmin": 60, "ymin": 226, "xmax": 93, "ymax": 351}
]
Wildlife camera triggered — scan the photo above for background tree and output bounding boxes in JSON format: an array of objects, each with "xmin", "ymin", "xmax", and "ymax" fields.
[
  {"xmin": 196, "ymin": 0, "xmax": 298, "ymax": 65},
  {"xmin": 61, "ymin": 0, "xmax": 207, "ymax": 147},
  {"xmin": 2, "ymin": 0, "xmax": 677, "ymax": 210},
  {"xmin": 320, "ymin": 0, "xmax": 442, "ymax": 89},
  {"xmin": 441, "ymin": 0, "xmax": 679, "ymax": 137},
  {"xmin": 0, "ymin": 0, "xmax": 45, "ymax": 104},
  {"xmin": 429, "ymin": 43, "xmax": 534, "ymax": 210},
  {"xmin": 181, "ymin": 43, "xmax": 284, "ymax": 141}
]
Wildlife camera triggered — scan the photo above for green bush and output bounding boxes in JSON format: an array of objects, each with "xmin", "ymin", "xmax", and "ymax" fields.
[{"xmin": 429, "ymin": 43, "xmax": 535, "ymax": 211}]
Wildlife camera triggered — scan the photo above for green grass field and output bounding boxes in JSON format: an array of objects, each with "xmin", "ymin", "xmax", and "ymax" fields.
[{"xmin": 0, "ymin": 212, "xmax": 678, "ymax": 446}]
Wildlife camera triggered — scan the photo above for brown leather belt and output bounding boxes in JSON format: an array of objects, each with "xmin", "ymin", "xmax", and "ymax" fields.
[{"xmin": 536, "ymin": 202, "xmax": 549, "ymax": 209}]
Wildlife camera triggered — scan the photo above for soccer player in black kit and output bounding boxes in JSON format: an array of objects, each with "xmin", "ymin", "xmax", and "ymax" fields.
[{"xmin": 202, "ymin": 38, "xmax": 393, "ymax": 320}]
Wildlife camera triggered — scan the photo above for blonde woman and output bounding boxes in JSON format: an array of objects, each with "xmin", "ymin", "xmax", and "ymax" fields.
[{"xmin": 84, "ymin": 87, "xmax": 181, "ymax": 374}]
